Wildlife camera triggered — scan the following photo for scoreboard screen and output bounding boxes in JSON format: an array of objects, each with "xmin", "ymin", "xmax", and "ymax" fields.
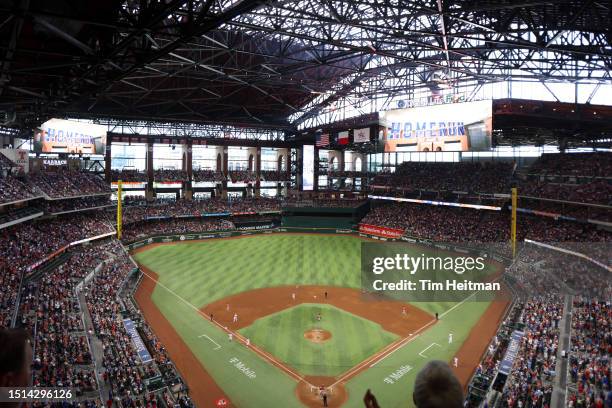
[
  {"xmin": 34, "ymin": 118, "xmax": 107, "ymax": 155},
  {"xmin": 379, "ymin": 100, "xmax": 493, "ymax": 152}
]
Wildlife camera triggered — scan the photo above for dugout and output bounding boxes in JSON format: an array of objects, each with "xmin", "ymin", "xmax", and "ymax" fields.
[{"xmin": 281, "ymin": 201, "xmax": 370, "ymax": 229}]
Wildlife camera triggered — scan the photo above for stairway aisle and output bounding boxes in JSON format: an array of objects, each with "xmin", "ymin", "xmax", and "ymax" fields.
[{"xmin": 551, "ymin": 295, "xmax": 573, "ymax": 408}]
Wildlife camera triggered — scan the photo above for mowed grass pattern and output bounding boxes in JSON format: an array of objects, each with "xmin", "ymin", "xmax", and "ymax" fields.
[
  {"xmin": 134, "ymin": 235, "xmax": 499, "ymax": 407},
  {"xmin": 239, "ymin": 304, "xmax": 399, "ymax": 377},
  {"xmin": 134, "ymin": 235, "xmax": 362, "ymax": 307}
]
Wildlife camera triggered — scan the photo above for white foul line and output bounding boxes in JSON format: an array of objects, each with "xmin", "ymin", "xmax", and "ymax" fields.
[
  {"xmin": 439, "ymin": 289, "xmax": 479, "ymax": 318},
  {"xmin": 139, "ymin": 264, "xmax": 501, "ymax": 391},
  {"xmin": 418, "ymin": 342, "xmax": 440, "ymax": 358},
  {"xmin": 198, "ymin": 334, "xmax": 222, "ymax": 350},
  {"xmin": 370, "ymin": 334, "xmax": 420, "ymax": 368},
  {"xmin": 332, "ymin": 275, "xmax": 502, "ymax": 387},
  {"xmin": 136, "ymin": 268, "xmax": 309, "ymax": 386},
  {"xmin": 333, "ymin": 319, "xmax": 435, "ymax": 386}
]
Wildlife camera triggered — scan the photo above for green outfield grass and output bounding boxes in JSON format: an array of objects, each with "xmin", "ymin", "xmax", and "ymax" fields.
[
  {"xmin": 135, "ymin": 234, "xmax": 362, "ymax": 307},
  {"xmin": 239, "ymin": 304, "xmax": 399, "ymax": 376},
  {"xmin": 133, "ymin": 234, "xmax": 499, "ymax": 407}
]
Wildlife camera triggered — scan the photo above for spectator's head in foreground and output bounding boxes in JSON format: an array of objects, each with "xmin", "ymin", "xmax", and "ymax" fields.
[
  {"xmin": 413, "ymin": 360, "xmax": 463, "ymax": 408},
  {"xmin": 0, "ymin": 328, "xmax": 32, "ymax": 389}
]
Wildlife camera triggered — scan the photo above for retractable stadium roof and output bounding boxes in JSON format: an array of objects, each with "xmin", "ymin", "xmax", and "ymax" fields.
[{"xmin": 0, "ymin": 0, "xmax": 610, "ymax": 131}]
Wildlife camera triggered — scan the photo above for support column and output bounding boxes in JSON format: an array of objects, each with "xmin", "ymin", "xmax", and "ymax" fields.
[
  {"xmin": 215, "ymin": 146, "xmax": 225, "ymax": 197},
  {"xmin": 296, "ymin": 147, "xmax": 303, "ymax": 191},
  {"xmin": 314, "ymin": 146, "xmax": 320, "ymax": 191},
  {"xmin": 104, "ymin": 136, "xmax": 112, "ymax": 183},
  {"xmin": 339, "ymin": 150, "xmax": 346, "ymax": 190},
  {"xmin": 146, "ymin": 140, "xmax": 154, "ymax": 201},
  {"xmin": 222, "ymin": 146, "xmax": 228, "ymax": 199},
  {"xmin": 284, "ymin": 150, "xmax": 290, "ymax": 196},
  {"xmin": 255, "ymin": 146, "xmax": 261, "ymax": 197},
  {"xmin": 183, "ymin": 140, "xmax": 193, "ymax": 200}
]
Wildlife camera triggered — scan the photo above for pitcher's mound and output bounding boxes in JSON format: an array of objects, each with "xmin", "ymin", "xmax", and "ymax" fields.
[{"xmin": 304, "ymin": 328, "xmax": 332, "ymax": 343}]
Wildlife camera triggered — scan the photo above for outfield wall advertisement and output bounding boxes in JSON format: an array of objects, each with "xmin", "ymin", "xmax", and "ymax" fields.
[
  {"xmin": 358, "ymin": 223, "xmax": 405, "ymax": 239},
  {"xmin": 379, "ymin": 100, "xmax": 493, "ymax": 152}
]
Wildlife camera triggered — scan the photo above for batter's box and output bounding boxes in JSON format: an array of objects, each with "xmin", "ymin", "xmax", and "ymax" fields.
[{"xmin": 418, "ymin": 342, "xmax": 441, "ymax": 358}]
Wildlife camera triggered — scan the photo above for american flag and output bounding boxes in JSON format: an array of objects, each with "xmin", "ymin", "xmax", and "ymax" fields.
[{"xmin": 316, "ymin": 133, "xmax": 329, "ymax": 147}]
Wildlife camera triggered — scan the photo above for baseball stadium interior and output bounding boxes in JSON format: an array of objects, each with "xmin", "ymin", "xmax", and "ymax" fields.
[{"xmin": 0, "ymin": 1, "xmax": 610, "ymax": 408}]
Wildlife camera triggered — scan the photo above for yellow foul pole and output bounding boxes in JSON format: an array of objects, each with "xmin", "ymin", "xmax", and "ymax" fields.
[
  {"xmin": 117, "ymin": 180, "xmax": 123, "ymax": 240},
  {"xmin": 511, "ymin": 187, "xmax": 517, "ymax": 258}
]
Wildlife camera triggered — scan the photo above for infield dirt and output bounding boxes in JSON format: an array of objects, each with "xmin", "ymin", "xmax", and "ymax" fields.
[
  {"xmin": 133, "ymin": 240, "xmax": 507, "ymax": 408},
  {"xmin": 201, "ymin": 285, "xmax": 432, "ymax": 337}
]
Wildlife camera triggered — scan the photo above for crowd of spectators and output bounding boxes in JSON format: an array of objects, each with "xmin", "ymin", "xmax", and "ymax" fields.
[
  {"xmin": 192, "ymin": 169, "xmax": 225, "ymax": 182},
  {"xmin": 0, "ymin": 206, "xmax": 42, "ymax": 226},
  {"xmin": 227, "ymin": 197, "xmax": 280, "ymax": 213},
  {"xmin": 361, "ymin": 202, "xmax": 610, "ymax": 247},
  {"xmin": 0, "ymin": 214, "xmax": 113, "ymax": 327},
  {"xmin": 507, "ymin": 242, "xmax": 610, "ymax": 300},
  {"xmin": 327, "ymin": 170, "xmax": 366, "ymax": 178},
  {"xmin": 105, "ymin": 196, "xmax": 286, "ymax": 242},
  {"xmin": 370, "ymin": 161, "xmax": 515, "ymax": 194},
  {"xmin": 500, "ymin": 296, "xmax": 561, "ymax": 408},
  {"xmin": 283, "ymin": 198, "xmax": 366, "ymax": 208},
  {"xmin": 465, "ymin": 303, "xmax": 524, "ymax": 407},
  {"xmin": 366, "ymin": 153, "xmax": 610, "ymax": 209},
  {"xmin": 228, "ymin": 170, "xmax": 255, "ymax": 183},
  {"xmin": 0, "ymin": 173, "xmax": 40, "ymax": 204},
  {"xmin": 4, "ymin": 232, "xmax": 194, "ymax": 407},
  {"xmin": 110, "ymin": 169, "xmax": 148, "ymax": 183},
  {"xmin": 260, "ymin": 170, "xmax": 289, "ymax": 181},
  {"xmin": 120, "ymin": 197, "xmax": 281, "ymax": 224},
  {"xmin": 0, "ymin": 156, "xmax": 608, "ymax": 408},
  {"xmin": 29, "ymin": 170, "xmax": 110, "ymax": 199},
  {"xmin": 466, "ymin": 238, "xmax": 609, "ymax": 408},
  {"xmin": 517, "ymin": 152, "xmax": 611, "ymax": 206},
  {"xmin": 361, "ymin": 202, "xmax": 503, "ymax": 241},
  {"xmin": 16, "ymin": 244, "xmax": 114, "ymax": 397},
  {"xmin": 84, "ymin": 249, "xmax": 159, "ymax": 405},
  {"xmin": 567, "ymin": 298, "xmax": 611, "ymax": 408},
  {"xmin": 40, "ymin": 195, "xmax": 113, "ymax": 214},
  {"xmin": 154, "ymin": 169, "xmax": 188, "ymax": 182},
  {"xmin": 542, "ymin": 254, "xmax": 610, "ymax": 300},
  {"xmin": 120, "ymin": 200, "xmax": 213, "ymax": 224},
  {"xmin": 121, "ymin": 218, "xmax": 234, "ymax": 242},
  {"xmin": 528, "ymin": 152, "xmax": 612, "ymax": 178},
  {"xmin": 519, "ymin": 180, "xmax": 612, "ymax": 206},
  {"xmin": 517, "ymin": 198, "xmax": 612, "ymax": 223},
  {"xmin": 506, "ymin": 247, "xmax": 567, "ymax": 299}
]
